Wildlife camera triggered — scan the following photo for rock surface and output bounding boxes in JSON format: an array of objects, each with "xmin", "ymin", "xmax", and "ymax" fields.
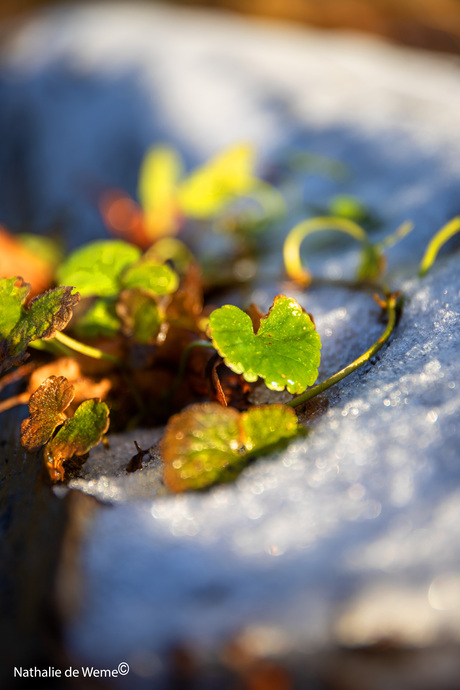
[{"xmin": 1, "ymin": 3, "xmax": 460, "ymax": 687}]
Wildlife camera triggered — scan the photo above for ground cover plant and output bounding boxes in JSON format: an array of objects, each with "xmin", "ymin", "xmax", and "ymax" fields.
[{"xmin": 0, "ymin": 144, "xmax": 458, "ymax": 492}]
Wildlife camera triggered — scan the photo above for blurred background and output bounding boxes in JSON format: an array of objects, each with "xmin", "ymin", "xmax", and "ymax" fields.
[{"xmin": 2, "ymin": 0, "xmax": 460, "ymax": 53}]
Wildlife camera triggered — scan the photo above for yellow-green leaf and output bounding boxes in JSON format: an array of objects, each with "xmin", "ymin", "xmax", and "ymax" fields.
[
  {"xmin": 121, "ymin": 259, "xmax": 179, "ymax": 295},
  {"xmin": 56, "ymin": 240, "xmax": 141, "ymax": 298},
  {"xmin": 0, "ymin": 277, "xmax": 29, "ymax": 339},
  {"xmin": 138, "ymin": 145, "xmax": 183, "ymax": 215},
  {"xmin": 74, "ymin": 298, "xmax": 120, "ymax": 339},
  {"xmin": 177, "ymin": 144, "xmax": 257, "ymax": 218},
  {"xmin": 162, "ymin": 402, "xmax": 301, "ymax": 492}
]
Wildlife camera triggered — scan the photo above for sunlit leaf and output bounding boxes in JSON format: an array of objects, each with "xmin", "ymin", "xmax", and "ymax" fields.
[
  {"xmin": 162, "ymin": 403, "xmax": 243, "ymax": 492},
  {"xmin": 177, "ymin": 144, "xmax": 257, "ymax": 218},
  {"xmin": 146, "ymin": 237, "xmax": 195, "ymax": 274},
  {"xmin": 57, "ymin": 240, "xmax": 141, "ymax": 297},
  {"xmin": 21, "ymin": 375, "xmax": 75, "ymax": 452},
  {"xmin": 162, "ymin": 402, "xmax": 301, "ymax": 492},
  {"xmin": 117, "ymin": 289, "xmax": 162, "ymax": 344},
  {"xmin": 75, "ymin": 298, "xmax": 120, "ymax": 339},
  {"xmin": 138, "ymin": 146, "xmax": 183, "ymax": 239},
  {"xmin": 138, "ymin": 146, "xmax": 183, "ymax": 213},
  {"xmin": 45, "ymin": 398, "xmax": 110, "ymax": 482},
  {"xmin": 0, "ymin": 284, "xmax": 80, "ymax": 374},
  {"xmin": 240, "ymin": 404, "xmax": 299, "ymax": 453},
  {"xmin": 0, "ymin": 277, "xmax": 29, "ymax": 339},
  {"xmin": 208, "ymin": 295, "xmax": 321, "ymax": 394},
  {"xmin": 121, "ymin": 259, "xmax": 179, "ymax": 295}
]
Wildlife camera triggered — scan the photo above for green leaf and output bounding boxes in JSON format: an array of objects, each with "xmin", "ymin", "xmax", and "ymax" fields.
[
  {"xmin": 117, "ymin": 289, "xmax": 162, "ymax": 344},
  {"xmin": 121, "ymin": 259, "xmax": 179, "ymax": 295},
  {"xmin": 56, "ymin": 240, "xmax": 141, "ymax": 297},
  {"xmin": 208, "ymin": 295, "xmax": 321, "ymax": 394},
  {"xmin": 138, "ymin": 145, "xmax": 183, "ymax": 216},
  {"xmin": 162, "ymin": 403, "xmax": 242, "ymax": 492},
  {"xmin": 162, "ymin": 402, "xmax": 301, "ymax": 492},
  {"xmin": 0, "ymin": 285, "xmax": 80, "ymax": 374},
  {"xmin": 0, "ymin": 277, "xmax": 29, "ymax": 339},
  {"xmin": 21, "ymin": 375, "xmax": 75, "ymax": 452},
  {"xmin": 177, "ymin": 144, "xmax": 258, "ymax": 218},
  {"xmin": 240, "ymin": 404, "xmax": 300, "ymax": 454},
  {"xmin": 75, "ymin": 298, "xmax": 120, "ymax": 339},
  {"xmin": 45, "ymin": 398, "xmax": 110, "ymax": 482},
  {"xmin": 357, "ymin": 243, "xmax": 385, "ymax": 281}
]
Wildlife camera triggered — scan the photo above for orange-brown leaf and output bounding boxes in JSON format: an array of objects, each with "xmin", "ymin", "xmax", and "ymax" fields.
[{"xmin": 21, "ymin": 375, "xmax": 75, "ymax": 452}]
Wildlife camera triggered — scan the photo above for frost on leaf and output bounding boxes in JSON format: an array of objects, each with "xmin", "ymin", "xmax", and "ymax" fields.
[
  {"xmin": 45, "ymin": 398, "xmax": 110, "ymax": 482},
  {"xmin": 0, "ymin": 280, "xmax": 80, "ymax": 374},
  {"xmin": 21, "ymin": 375, "xmax": 75, "ymax": 452},
  {"xmin": 162, "ymin": 402, "xmax": 301, "ymax": 492},
  {"xmin": 208, "ymin": 295, "xmax": 321, "ymax": 394}
]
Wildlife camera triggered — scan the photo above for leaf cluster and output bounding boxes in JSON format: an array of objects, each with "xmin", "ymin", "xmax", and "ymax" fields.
[
  {"xmin": 21, "ymin": 375, "xmax": 109, "ymax": 482},
  {"xmin": 1, "ymin": 142, "xmax": 453, "ymax": 492}
]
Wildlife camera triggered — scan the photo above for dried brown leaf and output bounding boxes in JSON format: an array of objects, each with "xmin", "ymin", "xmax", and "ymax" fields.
[{"xmin": 21, "ymin": 375, "xmax": 75, "ymax": 452}]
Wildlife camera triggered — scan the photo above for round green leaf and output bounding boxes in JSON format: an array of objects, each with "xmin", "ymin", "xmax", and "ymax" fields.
[
  {"xmin": 121, "ymin": 260, "xmax": 179, "ymax": 296},
  {"xmin": 56, "ymin": 240, "xmax": 141, "ymax": 298},
  {"xmin": 241, "ymin": 404, "xmax": 300, "ymax": 454},
  {"xmin": 75, "ymin": 298, "xmax": 120, "ymax": 339},
  {"xmin": 162, "ymin": 403, "xmax": 243, "ymax": 492},
  {"xmin": 161, "ymin": 402, "xmax": 302, "ymax": 492},
  {"xmin": 208, "ymin": 295, "xmax": 321, "ymax": 394}
]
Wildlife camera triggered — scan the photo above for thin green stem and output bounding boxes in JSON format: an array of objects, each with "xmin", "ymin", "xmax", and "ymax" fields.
[
  {"xmin": 287, "ymin": 293, "xmax": 400, "ymax": 409},
  {"xmin": 419, "ymin": 216, "xmax": 460, "ymax": 277},
  {"xmin": 53, "ymin": 331, "xmax": 123, "ymax": 366}
]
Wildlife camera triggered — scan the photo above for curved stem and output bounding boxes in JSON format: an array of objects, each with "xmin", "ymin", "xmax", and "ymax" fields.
[
  {"xmin": 283, "ymin": 216, "xmax": 369, "ymax": 285},
  {"xmin": 287, "ymin": 293, "xmax": 400, "ymax": 409},
  {"xmin": 53, "ymin": 331, "xmax": 123, "ymax": 366},
  {"xmin": 419, "ymin": 216, "xmax": 460, "ymax": 277}
]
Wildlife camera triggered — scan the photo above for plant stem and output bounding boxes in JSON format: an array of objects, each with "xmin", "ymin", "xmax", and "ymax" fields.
[
  {"xmin": 283, "ymin": 215, "xmax": 369, "ymax": 285},
  {"xmin": 52, "ymin": 331, "xmax": 123, "ymax": 365},
  {"xmin": 287, "ymin": 293, "xmax": 400, "ymax": 409},
  {"xmin": 419, "ymin": 216, "xmax": 460, "ymax": 277}
]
